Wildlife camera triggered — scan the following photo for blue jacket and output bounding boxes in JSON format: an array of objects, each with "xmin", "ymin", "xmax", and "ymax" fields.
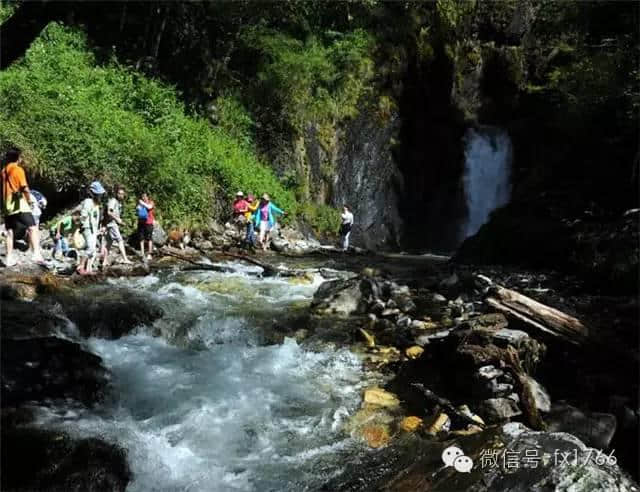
[{"xmin": 254, "ymin": 202, "xmax": 284, "ymax": 228}]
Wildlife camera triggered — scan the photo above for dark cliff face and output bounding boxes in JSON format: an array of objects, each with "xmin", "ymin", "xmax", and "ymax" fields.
[
  {"xmin": 292, "ymin": 110, "xmax": 404, "ymax": 250},
  {"xmin": 396, "ymin": 46, "xmax": 468, "ymax": 253},
  {"xmin": 332, "ymin": 113, "xmax": 404, "ymax": 250}
]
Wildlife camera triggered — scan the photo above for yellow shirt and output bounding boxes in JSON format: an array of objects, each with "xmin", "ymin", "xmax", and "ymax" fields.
[{"xmin": 244, "ymin": 201, "xmax": 258, "ymax": 220}]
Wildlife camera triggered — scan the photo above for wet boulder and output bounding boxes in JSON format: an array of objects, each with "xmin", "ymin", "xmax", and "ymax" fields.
[
  {"xmin": 1, "ymin": 298, "xmax": 77, "ymax": 340},
  {"xmin": 270, "ymin": 227, "xmax": 321, "ymax": 255},
  {"xmin": 311, "ymin": 277, "xmax": 367, "ymax": 316},
  {"xmin": 546, "ymin": 403, "xmax": 618, "ymax": 450},
  {"xmin": 48, "ymin": 287, "xmax": 164, "ymax": 339},
  {"xmin": 328, "ymin": 423, "xmax": 639, "ymax": 491},
  {"xmin": 477, "ymin": 396, "xmax": 522, "ymax": 423},
  {"xmin": 1, "ymin": 427, "xmax": 131, "ymax": 492},
  {"xmin": 458, "ymin": 313, "xmax": 509, "ymax": 331},
  {"xmin": 1, "ymin": 337, "xmax": 109, "ymax": 407},
  {"xmin": 152, "ymin": 222, "xmax": 168, "ymax": 247}
]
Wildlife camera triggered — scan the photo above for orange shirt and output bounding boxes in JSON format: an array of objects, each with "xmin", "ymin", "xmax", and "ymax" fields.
[{"xmin": 2, "ymin": 162, "xmax": 31, "ymax": 215}]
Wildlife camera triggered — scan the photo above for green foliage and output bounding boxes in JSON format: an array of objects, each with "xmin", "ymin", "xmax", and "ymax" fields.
[
  {"xmin": 0, "ymin": 23, "xmax": 298, "ymax": 225},
  {"xmin": 213, "ymin": 93, "xmax": 256, "ymax": 149},
  {"xmin": 299, "ymin": 202, "xmax": 340, "ymax": 237},
  {"xmin": 0, "ymin": 1, "xmax": 15, "ymax": 23},
  {"xmin": 243, "ymin": 27, "xmax": 375, "ymax": 132}
]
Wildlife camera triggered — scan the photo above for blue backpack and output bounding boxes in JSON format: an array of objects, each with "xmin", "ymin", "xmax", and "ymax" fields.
[{"xmin": 136, "ymin": 204, "xmax": 148, "ymax": 220}]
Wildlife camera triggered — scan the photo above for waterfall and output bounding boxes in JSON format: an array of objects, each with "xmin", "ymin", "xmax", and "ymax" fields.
[{"xmin": 461, "ymin": 127, "xmax": 512, "ymax": 239}]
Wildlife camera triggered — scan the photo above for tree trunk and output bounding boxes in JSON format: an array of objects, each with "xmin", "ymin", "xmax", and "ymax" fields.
[{"xmin": 485, "ymin": 284, "xmax": 588, "ymax": 344}]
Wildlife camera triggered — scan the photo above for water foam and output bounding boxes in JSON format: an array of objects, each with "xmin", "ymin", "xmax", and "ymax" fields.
[{"xmin": 36, "ymin": 270, "xmax": 372, "ymax": 491}]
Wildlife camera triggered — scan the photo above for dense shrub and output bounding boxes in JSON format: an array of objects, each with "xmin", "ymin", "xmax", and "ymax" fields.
[
  {"xmin": 241, "ymin": 27, "xmax": 375, "ymax": 144},
  {"xmin": 0, "ymin": 23, "xmax": 298, "ymax": 225}
]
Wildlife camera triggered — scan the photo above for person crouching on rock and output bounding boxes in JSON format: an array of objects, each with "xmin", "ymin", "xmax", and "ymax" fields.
[
  {"xmin": 51, "ymin": 210, "xmax": 81, "ymax": 260},
  {"xmin": 102, "ymin": 185, "xmax": 132, "ymax": 268},
  {"xmin": 137, "ymin": 192, "xmax": 155, "ymax": 261},
  {"xmin": 339, "ymin": 205, "xmax": 354, "ymax": 251},
  {"xmin": 1, "ymin": 148, "xmax": 44, "ymax": 266},
  {"xmin": 77, "ymin": 181, "xmax": 105, "ymax": 275},
  {"xmin": 255, "ymin": 193, "xmax": 285, "ymax": 251}
]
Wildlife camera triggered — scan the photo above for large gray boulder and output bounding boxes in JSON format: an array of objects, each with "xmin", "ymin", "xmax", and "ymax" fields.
[
  {"xmin": 326, "ymin": 423, "xmax": 638, "ymax": 491},
  {"xmin": 546, "ymin": 403, "xmax": 618, "ymax": 450},
  {"xmin": 152, "ymin": 222, "xmax": 168, "ymax": 247},
  {"xmin": 310, "ymin": 277, "xmax": 366, "ymax": 316}
]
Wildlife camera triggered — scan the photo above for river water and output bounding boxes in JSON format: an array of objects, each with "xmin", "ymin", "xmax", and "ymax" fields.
[{"xmin": 35, "ymin": 263, "xmax": 380, "ymax": 491}]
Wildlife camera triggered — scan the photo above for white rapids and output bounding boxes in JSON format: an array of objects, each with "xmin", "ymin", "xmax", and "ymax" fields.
[{"xmin": 35, "ymin": 266, "xmax": 378, "ymax": 491}]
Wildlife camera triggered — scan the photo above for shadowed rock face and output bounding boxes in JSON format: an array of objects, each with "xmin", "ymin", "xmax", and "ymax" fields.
[
  {"xmin": 1, "ymin": 337, "xmax": 109, "ymax": 407},
  {"xmin": 0, "ymin": 282, "xmax": 159, "ymax": 492},
  {"xmin": 1, "ymin": 427, "xmax": 131, "ymax": 492},
  {"xmin": 47, "ymin": 287, "xmax": 164, "ymax": 339},
  {"xmin": 332, "ymin": 113, "xmax": 404, "ymax": 250}
]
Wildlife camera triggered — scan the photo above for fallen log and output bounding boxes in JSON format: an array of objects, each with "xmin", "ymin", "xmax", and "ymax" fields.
[
  {"xmin": 166, "ymin": 248, "xmax": 305, "ymax": 278},
  {"xmin": 485, "ymin": 283, "xmax": 588, "ymax": 344},
  {"xmin": 220, "ymin": 251, "xmax": 281, "ymax": 276},
  {"xmin": 161, "ymin": 250, "xmax": 239, "ymax": 274}
]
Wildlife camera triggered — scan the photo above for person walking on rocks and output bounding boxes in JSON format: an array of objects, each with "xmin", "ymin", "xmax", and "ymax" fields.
[
  {"xmin": 137, "ymin": 192, "xmax": 155, "ymax": 261},
  {"xmin": 77, "ymin": 181, "xmax": 105, "ymax": 275},
  {"xmin": 339, "ymin": 205, "xmax": 354, "ymax": 251},
  {"xmin": 232, "ymin": 191, "xmax": 249, "ymax": 237},
  {"xmin": 254, "ymin": 193, "xmax": 285, "ymax": 251},
  {"xmin": 244, "ymin": 193, "xmax": 259, "ymax": 247},
  {"xmin": 1, "ymin": 148, "xmax": 44, "ymax": 266},
  {"xmin": 102, "ymin": 185, "xmax": 132, "ymax": 268}
]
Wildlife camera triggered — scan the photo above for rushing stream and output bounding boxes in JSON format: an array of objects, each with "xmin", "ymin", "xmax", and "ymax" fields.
[{"xmin": 34, "ymin": 264, "xmax": 380, "ymax": 491}]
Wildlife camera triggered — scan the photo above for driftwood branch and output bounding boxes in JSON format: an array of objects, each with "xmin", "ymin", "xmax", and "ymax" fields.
[
  {"xmin": 503, "ymin": 346, "xmax": 546, "ymax": 431},
  {"xmin": 485, "ymin": 283, "xmax": 588, "ymax": 344},
  {"xmin": 161, "ymin": 250, "xmax": 236, "ymax": 274},
  {"xmin": 220, "ymin": 252, "xmax": 281, "ymax": 276}
]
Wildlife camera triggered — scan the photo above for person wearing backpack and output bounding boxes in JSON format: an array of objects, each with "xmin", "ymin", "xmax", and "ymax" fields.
[
  {"xmin": 29, "ymin": 189, "xmax": 47, "ymax": 225},
  {"xmin": 76, "ymin": 181, "xmax": 105, "ymax": 275},
  {"xmin": 137, "ymin": 192, "xmax": 155, "ymax": 260}
]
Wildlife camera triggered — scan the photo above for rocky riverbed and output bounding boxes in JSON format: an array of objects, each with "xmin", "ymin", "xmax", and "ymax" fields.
[{"xmin": 1, "ymin": 248, "xmax": 638, "ymax": 491}]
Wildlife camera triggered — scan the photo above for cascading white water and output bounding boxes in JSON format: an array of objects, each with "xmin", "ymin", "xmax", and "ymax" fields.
[
  {"xmin": 461, "ymin": 127, "xmax": 512, "ymax": 239},
  {"xmin": 34, "ymin": 267, "xmax": 379, "ymax": 492}
]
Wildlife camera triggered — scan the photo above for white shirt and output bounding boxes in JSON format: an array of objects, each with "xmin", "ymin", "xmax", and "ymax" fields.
[{"xmin": 341, "ymin": 211, "xmax": 354, "ymax": 226}]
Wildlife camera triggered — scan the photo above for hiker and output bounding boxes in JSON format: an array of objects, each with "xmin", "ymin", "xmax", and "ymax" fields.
[
  {"xmin": 137, "ymin": 192, "xmax": 155, "ymax": 260},
  {"xmin": 244, "ymin": 193, "xmax": 259, "ymax": 246},
  {"xmin": 77, "ymin": 181, "xmax": 105, "ymax": 275},
  {"xmin": 102, "ymin": 185, "xmax": 132, "ymax": 268},
  {"xmin": 1, "ymin": 148, "xmax": 44, "ymax": 266},
  {"xmin": 51, "ymin": 210, "xmax": 81, "ymax": 260},
  {"xmin": 232, "ymin": 191, "xmax": 249, "ymax": 236},
  {"xmin": 339, "ymin": 205, "xmax": 354, "ymax": 251},
  {"xmin": 254, "ymin": 193, "xmax": 285, "ymax": 251},
  {"xmin": 29, "ymin": 190, "xmax": 47, "ymax": 225},
  {"xmin": 233, "ymin": 191, "xmax": 248, "ymax": 218}
]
